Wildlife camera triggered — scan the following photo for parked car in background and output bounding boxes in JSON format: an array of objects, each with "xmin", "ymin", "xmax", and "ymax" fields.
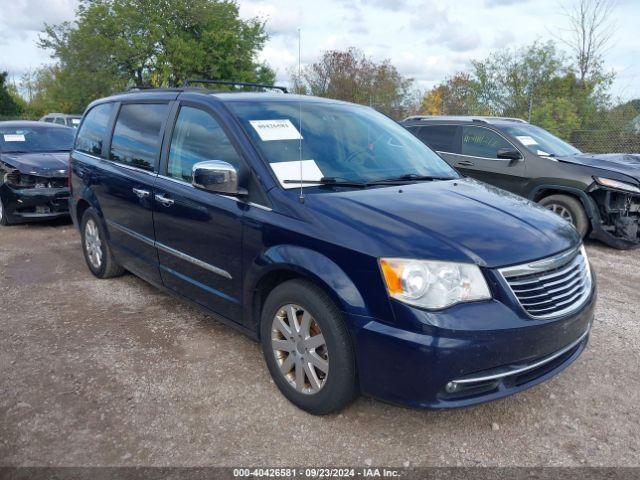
[
  {"xmin": 40, "ymin": 113, "xmax": 82, "ymax": 128},
  {"xmin": 0, "ymin": 121, "xmax": 74, "ymax": 225},
  {"xmin": 69, "ymin": 84, "xmax": 595, "ymax": 414},
  {"xmin": 403, "ymin": 116, "xmax": 640, "ymax": 249}
]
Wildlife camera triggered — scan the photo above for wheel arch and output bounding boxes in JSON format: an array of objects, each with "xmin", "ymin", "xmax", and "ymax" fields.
[
  {"xmin": 529, "ymin": 184, "xmax": 600, "ymax": 228},
  {"xmin": 75, "ymin": 198, "xmax": 91, "ymax": 227},
  {"xmin": 243, "ymin": 245, "xmax": 369, "ymax": 337}
]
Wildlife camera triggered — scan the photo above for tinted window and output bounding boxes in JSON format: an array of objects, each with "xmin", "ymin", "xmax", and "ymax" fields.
[
  {"xmin": 501, "ymin": 124, "xmax": 581, "ymax": 157},
  {"xmin": 110, "ymin": 103, "xmax": 168, "ymax": 171},
  {"xmin": 0, "ymin": 126, "xmax": 75, "ymax": 153},
  {"xmin": 76, "ymin": 103, "xmax": 114, "ymax": 156},
  {"xmin": 43, "ymin": 117, "xmax": 53, "ymax": 123},
  {"xmin": 228, "ymin": 101, "xmax": 458, "ymax": 186},
  {"xmin": 167, "ymin": 106, "xmax": 242, "ymax": 182},
  {"xmin": 416, "ymin": 125, "xmax": 458, "ymax": 152},
  {"xmin": 54, "ymin": 117, "xmax": 66, "ymax": 125},
  {"xmin": 461, "ymin": 126, "xmax": 512, "ymax": 159}
]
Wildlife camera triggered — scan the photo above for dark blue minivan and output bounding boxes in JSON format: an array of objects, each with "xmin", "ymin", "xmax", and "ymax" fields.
[{"xmin": 69, "ymin": 85, "xmax": 596, "ymax": 414}]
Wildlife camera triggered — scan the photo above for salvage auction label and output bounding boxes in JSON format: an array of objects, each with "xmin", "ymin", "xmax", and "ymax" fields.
[
  {"xmin": 250, "ymin": 119, "xmax": 303, "ymax": 141},
  {"xmin": 3, "ymin": 134, "xmax": 25, "ymax": 142}
]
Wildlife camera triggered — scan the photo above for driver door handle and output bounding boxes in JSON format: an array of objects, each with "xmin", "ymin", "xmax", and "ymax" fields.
[
  {"xmin": 132, "ymin": 188, "xmax": 150, "ymax": 198},
  {"xmin": 154, "ymin": 193, "xmax": 175, "ymax": 207},
  {"xmin": 457, "ymin": 160, "xmax": 475, "ymax": 167}
]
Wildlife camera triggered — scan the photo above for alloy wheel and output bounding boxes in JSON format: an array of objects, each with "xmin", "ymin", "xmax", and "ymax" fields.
[
  {"xmin": 271, "ymin": 304, "xmax": 329, "ymax": 394},
  {"xmin": 84, "ymin": 219, "xmax": 103, "ymax": 269},
  {"xmin": 545, "ymin": 203, "xmax": 574, "ymax": 225}
]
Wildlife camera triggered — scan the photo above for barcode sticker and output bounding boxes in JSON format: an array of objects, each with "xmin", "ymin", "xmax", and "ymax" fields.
[
  {"xmin": 3, "ymin": 134, "xmax": 25, "ymax": 142},
  {"xmin": 250, "ymin": 119, "xmax": 303, "ymax": 141}
]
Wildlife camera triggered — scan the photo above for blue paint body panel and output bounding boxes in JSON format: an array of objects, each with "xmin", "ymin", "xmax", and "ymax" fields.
[{"xmin": 69, "ymin": 90, "xmax": 596, "ymax": 409}]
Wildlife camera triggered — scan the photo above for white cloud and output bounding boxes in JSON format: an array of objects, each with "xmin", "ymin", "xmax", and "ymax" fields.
[
  {"xmin": 435, "ymin": 25, "xmax": 482, "ymax": 53},
  {"xmin": 0, "ymin": 0, "xmax": 77, "ymax": 36},
  {"xmin": 0, "ymin": 0, "xmax": 638, "ymax": 101},
  {"xmin": 239, "ymin": 2, "xmax": 302, "ymax": 36},
  {"xmin": 484, "ymin": 0, "xmax": 530, "ymax": 6},
  {"xmin": 408, "ymin": 1, "xmax": 450, "ymax": 30}
]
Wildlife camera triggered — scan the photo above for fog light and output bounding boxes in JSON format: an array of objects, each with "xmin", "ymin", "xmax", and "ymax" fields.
[{"xmin": 445, "ymin": 381, "xmax": 459, "ymax": 393}]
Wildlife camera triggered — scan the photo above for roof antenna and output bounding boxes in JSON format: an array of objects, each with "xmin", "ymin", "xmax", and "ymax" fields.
[{"xmin": 297, "ymin": 26, "xmax": 305, "ymax": 204}]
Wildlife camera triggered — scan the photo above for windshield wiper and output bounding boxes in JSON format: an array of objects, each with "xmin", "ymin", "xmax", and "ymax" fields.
[
  {"xmin": 369, "ymin": 173, "xmax": 457, "ymax": 184},
  {"xmin": 283, "ymin": 177, "xmax": 369, "ymax": 188}
]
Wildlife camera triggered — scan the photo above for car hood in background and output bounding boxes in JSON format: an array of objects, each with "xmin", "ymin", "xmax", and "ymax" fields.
[
  {"xmin": 555, "ymin": 153, "xmax": 640, "ymax": 182},
  {"xmin": 304, "ymin": 178, "xmax": 580, "ymax": 269},
  {"xmin": 0, "ymin": 151, "xmax": 70, "ymax": 176}
]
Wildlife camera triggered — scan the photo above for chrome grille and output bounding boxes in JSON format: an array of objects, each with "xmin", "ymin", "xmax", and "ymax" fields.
[{"xmin": 499, "ymin": 246, "xmax": 592, "ymax": 319}]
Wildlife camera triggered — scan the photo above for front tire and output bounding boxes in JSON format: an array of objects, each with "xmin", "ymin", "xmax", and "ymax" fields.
[
  {"xmin": 260, "ymin": 279, "xmax": 358, "ymax": 415},
  {"xmin": 81, "ymin": 208, "xmax": 125, "ymax": 278},
  {"xmin": 539, "ymin": 194, "xmax": 589, "ymax": 238}
]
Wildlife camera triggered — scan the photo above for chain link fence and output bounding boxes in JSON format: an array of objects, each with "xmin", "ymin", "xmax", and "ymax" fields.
[{"xmin": 569, "ymin": 129, "xmax": 640, "ymax": 154}]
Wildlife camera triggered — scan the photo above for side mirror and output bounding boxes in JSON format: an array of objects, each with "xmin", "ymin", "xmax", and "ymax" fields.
[
  {"xmin": 496, "ymin": 148, "xmax": 522, "ymax": 161},
  {"xmin": 496, "ymin": 148, "xmax": 522, "ymax": 160},
  {"xmin": 192, "ymin": 160, "xmax": 247, "ymax": 196}
]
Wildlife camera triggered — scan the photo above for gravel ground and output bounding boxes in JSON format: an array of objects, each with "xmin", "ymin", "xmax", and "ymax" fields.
[{"xmin": 0, "ymin": 220, "xmax": 639, "ymax": 467}]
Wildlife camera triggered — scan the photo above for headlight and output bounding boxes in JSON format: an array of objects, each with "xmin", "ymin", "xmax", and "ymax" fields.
[
  {"xmin": 3, "ymin": 171, "xmax": 46, "ymax": 189},
  {"xmin": 595, "ymin": 177, "xmax": 640, "ymax": 194},
  {"xmin": 379, "ymin": 258, "xmax": 491, "ymax": 310}
]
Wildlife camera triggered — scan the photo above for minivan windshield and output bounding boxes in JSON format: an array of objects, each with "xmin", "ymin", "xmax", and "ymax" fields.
[
  {"xmin": 228, "ymin": 100, "xmax": 459, "ymax": 186},
  {"xmin": 0, "ymin": 125, "xmax": 75, "ymax": 153},
  {"xmin": 501, "ymin": 124, "xmax": 581, "ymax": 157}
]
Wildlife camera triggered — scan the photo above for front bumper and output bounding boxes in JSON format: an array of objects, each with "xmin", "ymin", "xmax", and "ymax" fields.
[
  {"xmin": 347, "ymin": 281, "xmax": 595, "ymax": 409},
  {"xmin": 0, "ymin": 185, "xmax": 70, "ymax": 222}
]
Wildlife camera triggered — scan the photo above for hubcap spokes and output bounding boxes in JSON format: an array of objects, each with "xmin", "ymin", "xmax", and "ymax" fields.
[
  {"xmin": 85, "ymin": 220, "xmax": 103, "ymax": 269},
  {"xmin": 271, "ymin": 304, "xmax": 329, "ymax": 394},
  {"xmin": 546, "ymin": 204, "xmax": 574, "ymax": 225}
]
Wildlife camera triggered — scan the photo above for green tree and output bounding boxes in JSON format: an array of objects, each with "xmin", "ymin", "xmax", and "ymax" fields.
[
  {"xmin": 0, "ymin": 72, "xmax": 23, "ymax": 118},
  {"xmin": 472, "ymin": 41, "xmax": 565, "ymax": 121},
  {"xmin": 418, "ymin": 40, "xmax": 614, "ymax": 140},
  {"xmin": 419, "ymin": 73, "xmax": 481, "ymax": 116},
  {"xmin": 38, "ymin": 0, "xmax": 275, "ymax": 113},
  {"xmin": 291, "ymin": 48, "xmax": 414, "ymax": 119}
]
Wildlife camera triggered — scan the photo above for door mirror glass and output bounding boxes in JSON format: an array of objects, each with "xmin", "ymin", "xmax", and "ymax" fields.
[
  {"xmin": 496, "ymin": 148, "xmax": 522, "ymax": 160},
  {"xmin": 192, "ymin": 160, "xmax": 247, "ymax": 196}
]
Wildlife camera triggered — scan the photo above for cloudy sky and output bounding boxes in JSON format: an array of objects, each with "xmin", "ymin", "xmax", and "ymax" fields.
[{"xmin": 1, "ymin": 0, "xmax": 639, "ymax": 100}]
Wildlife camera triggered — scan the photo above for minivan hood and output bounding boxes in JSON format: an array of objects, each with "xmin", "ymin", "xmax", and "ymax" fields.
[
  {"xmin": 0, "ymin": 151, "xmax": 69, "ymax": 176},
  {"xmin": 305, "ymin": 178, "xmax": 579, "ymax": 268},
  {"xmin": 556, "ymin": 153, "xmax": 640, "ymax": 181}
]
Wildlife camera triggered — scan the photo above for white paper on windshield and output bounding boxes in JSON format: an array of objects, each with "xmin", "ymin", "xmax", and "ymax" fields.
[
  {"xmin": 250, "ymin": 119, "xmax": 303, "ymax": 141},
  {"xmin": 516, "ymin": 135, "xmax": 537, "ymax": 146},
  {"xmin": 3, "ymin": 134, "xmax": 25, "ymax": 142},
  {"xmin": 270, "ymin": 160, "xmax": 323, "ymax": 189},
  {"xmin": 537, "ymin": 150, "xmax": 550, "ymax": 156}
]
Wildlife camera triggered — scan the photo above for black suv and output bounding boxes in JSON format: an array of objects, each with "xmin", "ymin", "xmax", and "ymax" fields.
[{"xmin": 403, "ymin": 116, "xmax": 640, "ymax": 249}]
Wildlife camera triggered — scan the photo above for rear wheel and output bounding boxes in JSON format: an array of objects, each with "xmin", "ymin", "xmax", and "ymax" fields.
[
  {"xmin": 260, "ymin": 279, "xmax": 358, "ymax": 415},
  {"xmin": 539, "ymin": 194, "xmax": 589, "ymax": 238},
  {"xmin": 81, "ymin": 208, "xmax": 125, "ymax": 278}
]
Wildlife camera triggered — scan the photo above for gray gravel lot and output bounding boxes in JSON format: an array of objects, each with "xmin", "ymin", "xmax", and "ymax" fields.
[{"xmin": 0, "ymin": 220, "xmax": 639, "ymax": 467}]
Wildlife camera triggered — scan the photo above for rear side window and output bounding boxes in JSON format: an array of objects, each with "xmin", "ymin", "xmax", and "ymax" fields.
[
  {"xmin": 54, "ymin": 117, "xmax": 66, "ymax": 125},
  {"xmin": 43, "ymin": 117, "xmax": 53, "ymax": 123},
  {"xmin": 110, "ymin": 103, "xmax": 168, "ymax": 171},
  {"xmin": 75, "ymin": 103, "xmax": 114, "ymax": 156},
  {"xmin": 461, "ymin": 126, "xmax": 512, "ymax": 159},
  {"xmin": 416, "ymin": 125, "xmax": 458, "ymax": 153},
  {"xmin": 167, "ymin": 106, "xmax": 243, "ymax": 182}
]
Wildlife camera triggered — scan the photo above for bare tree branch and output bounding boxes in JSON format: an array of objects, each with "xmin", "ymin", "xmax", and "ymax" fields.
[{"xmin": 558, "ymin": 0, "xmax": 617, "ymax": 85}]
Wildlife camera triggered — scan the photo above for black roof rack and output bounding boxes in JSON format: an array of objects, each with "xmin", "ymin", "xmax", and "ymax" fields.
[{"xmin": 183, "ymin": 79, "xmax": 288, "ymax": 93}]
